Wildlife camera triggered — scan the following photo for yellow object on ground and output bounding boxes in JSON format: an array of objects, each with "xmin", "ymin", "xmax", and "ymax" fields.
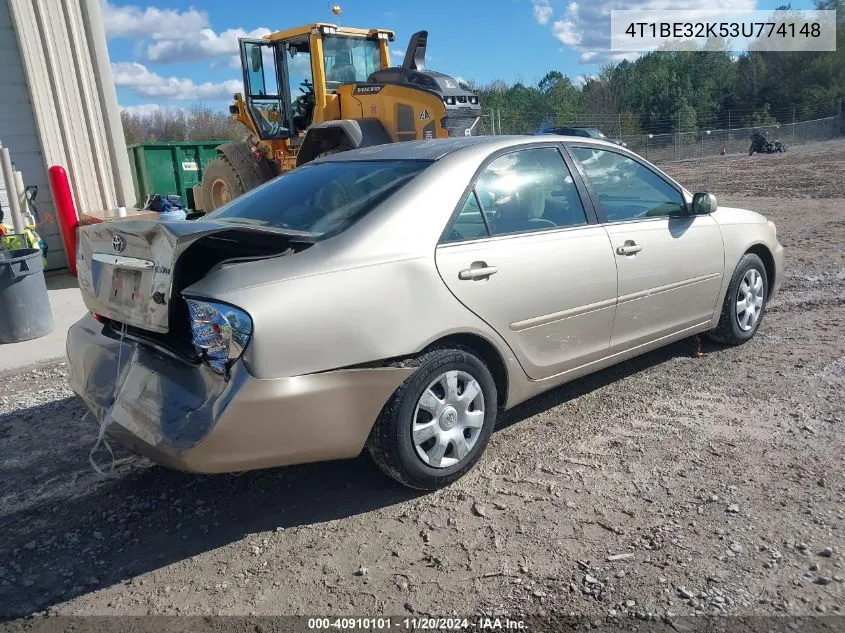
[{"xmin": 0, "ymin": 224, "xmax": 47, "ymax": 266}]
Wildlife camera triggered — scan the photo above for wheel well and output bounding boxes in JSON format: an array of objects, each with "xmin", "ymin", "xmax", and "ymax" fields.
[
  {"xmin": 746, "ymin": 244, "xmax": 776, "ymax": 293},
  {"xmin": 423, "ymin": 333, "xmax": 509, "ymax": 407}
]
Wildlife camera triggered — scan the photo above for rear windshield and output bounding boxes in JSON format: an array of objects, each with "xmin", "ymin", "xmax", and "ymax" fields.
[{"xmin": 205, "ymin": 159, "xmax": 430, "ymax": 238}]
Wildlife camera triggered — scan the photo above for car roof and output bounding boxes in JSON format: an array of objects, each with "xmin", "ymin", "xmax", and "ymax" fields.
[{"xmin": 311, "ymin": 135, "xmax": 619, "ymax": 163}]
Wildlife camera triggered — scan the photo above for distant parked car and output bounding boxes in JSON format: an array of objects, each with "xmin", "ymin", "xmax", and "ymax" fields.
[
  {"xmin": 68, "ymin": 135, "xmax": 783, "ymax": 490},
  {"xmin": 539, "ymin": 126, "xmax": 627, "ymax": 147}
]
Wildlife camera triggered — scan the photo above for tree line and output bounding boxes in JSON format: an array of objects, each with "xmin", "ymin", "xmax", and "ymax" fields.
[
  {"xmin": 120, "ymin": 105, "xmax": 245, "ymax": 146},
  {"xmin": 468, "ymin": 0, "xmax": 844, "ymax": 136}
]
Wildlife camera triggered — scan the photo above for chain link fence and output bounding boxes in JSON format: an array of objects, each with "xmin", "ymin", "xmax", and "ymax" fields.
[
  {"xmin": 481, "ymin": 109, "xmax": 843, "ymax": 164},
  {"xmin": 626, "ymin": 116, "xmax": 841, "ymax": 163}
]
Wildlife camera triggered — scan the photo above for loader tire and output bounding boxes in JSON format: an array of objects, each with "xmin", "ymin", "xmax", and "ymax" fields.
[{"xmin": 202, "ymin": 157, "xmax": 244, "ymax": 212}]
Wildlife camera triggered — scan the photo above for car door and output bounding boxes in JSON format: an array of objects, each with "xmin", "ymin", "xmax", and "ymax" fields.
[
  {"xmin": 435, "ymin": 145, "xmax": 618, "ymax": 380},
  {"xmin": 567, "ymin": 145, "xmax": 724, "ymax": 352}
]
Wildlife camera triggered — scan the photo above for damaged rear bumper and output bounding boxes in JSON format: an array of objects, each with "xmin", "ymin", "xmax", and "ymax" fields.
[{"xmin": 66, "ymin": 314, "xmax": 414, "ymax": 473}]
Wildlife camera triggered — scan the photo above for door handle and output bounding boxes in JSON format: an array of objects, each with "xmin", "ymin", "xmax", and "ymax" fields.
[
  {"xmin": 458, "ymin": 263, "xmax": 498, "ymax": 280},
  {"xmin": 616, "ymin": 240, "xmax": 643, "ymax": 256}
]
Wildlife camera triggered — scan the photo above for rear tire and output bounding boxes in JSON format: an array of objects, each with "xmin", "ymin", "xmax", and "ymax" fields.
[
  {"xmin": 202, "ymin": 157, "xmax": 244, "ymax": 212},
  {"xmin": 367, "ymin": 346, "xmax": 498, "ymax": 490},
  {"xmin": 707, "ymin": 253, "xmax": 769, "ymax": 345}
]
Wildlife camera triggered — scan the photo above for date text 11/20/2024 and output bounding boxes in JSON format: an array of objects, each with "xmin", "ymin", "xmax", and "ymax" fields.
[{"xmin": 307, "ymin": 617, "xmax": 527, "ymax": 630}]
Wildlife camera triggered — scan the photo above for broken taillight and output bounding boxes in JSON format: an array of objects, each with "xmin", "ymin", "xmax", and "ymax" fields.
[{"xmin": 185, "ymin": 298, "xmax": 252, "ymax": 377}]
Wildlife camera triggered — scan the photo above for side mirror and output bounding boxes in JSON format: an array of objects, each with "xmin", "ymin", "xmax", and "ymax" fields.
[
  {"xmin": 691, "ymin": 192, "xmax": 717, "ymax": 215},
  {"xmin": 250, "ymin": 46, "xmax": 263, "ymax": 73}
]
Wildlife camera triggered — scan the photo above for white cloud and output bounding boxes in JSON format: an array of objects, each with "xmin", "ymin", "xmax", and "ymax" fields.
[
  {"xmin": 573, "ymin": 73, "xmax": 598, "ymax": 87},
  {"xmin": 120, "ymin": 103, "xmax": 186, "ymax": 116},
  {"xmin": 101, "ymin": 1, "xmax": 208, "ymax": 39},
  {"xmin": 532, "ymin": 0, "xmax": 554, "ymax": 25},
  {"xmin": 210, "ymin": 55, "xmax": 244, "ymax": 71},
  {"xmin": 103, "ymin": 2, "xmax": 272, "ymax": 66},
  {"xmin": 391, "ymin": 49, "xmax": 404, "ymax": 58},
  {"xmin": 145, "ymin": 26, "xmax": 272, "ymax": 63},
  {"xmin": 541, "ymin": 0, "xmax": 757, "ymax": 64},
  {"xmin": 112, "ymin": 62, "xmax": 241, "ymax": 101}
]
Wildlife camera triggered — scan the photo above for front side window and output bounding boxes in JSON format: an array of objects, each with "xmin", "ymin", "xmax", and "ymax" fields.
[
  {"xmin": 570, "ymin": 147, "xmax": 686, "ymax": 221},
  {"xmin": 323, "ymin": 35, "xmax": 381, "ymax": 89},
  {"xmin": 206, "ymin": 160, "xmax": 429, "ymax": 238},
  {"xmin": 473, "ymin": 147, "xmax": 588, "ymax": 237}
]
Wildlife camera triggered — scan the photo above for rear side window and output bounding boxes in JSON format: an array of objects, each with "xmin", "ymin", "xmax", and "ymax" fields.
[
  {"xmin": 441, "ymin": 147, "xmax": 588, "ymax": 242},
  {"xmin": 206, "ymin": 159, "xmax": 430, "ymax": 238},
  {"xmin": 442, "ymin": 192, "xmax": 489, "ymax": 243},
  {"xmin": 477, "ymin": 147, "xmax": 588, "ymax": 237}
]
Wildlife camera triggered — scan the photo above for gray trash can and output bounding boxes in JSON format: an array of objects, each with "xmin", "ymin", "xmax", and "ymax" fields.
[{"xmin": 0, "ymin": 247, "xmax": 54, "ymax": 343}]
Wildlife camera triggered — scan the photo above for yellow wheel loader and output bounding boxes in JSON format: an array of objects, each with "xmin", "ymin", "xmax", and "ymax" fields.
[{"xmin": 197, "ymin": 24, "xmax": 484, "ymax": 211}]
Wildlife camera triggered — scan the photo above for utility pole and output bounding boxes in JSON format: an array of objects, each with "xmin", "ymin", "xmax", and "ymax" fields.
[
  {"xmin": 676, "ymin": 112, "xmax": 681, "ymax": 160},
  {"xmin": 497, "ymin": 109, "xmax": 502, "ymax": 136}
]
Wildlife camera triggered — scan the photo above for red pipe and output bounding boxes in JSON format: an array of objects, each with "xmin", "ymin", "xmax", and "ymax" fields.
[{"xmin": 48, "ymin": 165, "xmax": 79, "ymax": 277}]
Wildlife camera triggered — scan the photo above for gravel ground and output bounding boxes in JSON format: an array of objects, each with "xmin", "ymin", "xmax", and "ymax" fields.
[{"xmin": 1, "ymin": 140, "xmax": 843, "ymax": 625}]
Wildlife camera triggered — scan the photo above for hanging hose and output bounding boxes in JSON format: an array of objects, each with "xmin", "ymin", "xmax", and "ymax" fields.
[{"xmin": 88, "ymin": 321, "xmax": 128, "ymax": 476}]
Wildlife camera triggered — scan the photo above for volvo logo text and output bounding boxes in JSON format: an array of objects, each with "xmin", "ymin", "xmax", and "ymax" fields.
[{"xmin": 112, "ymin": 235, "xmax": 126, "ymax": 253}]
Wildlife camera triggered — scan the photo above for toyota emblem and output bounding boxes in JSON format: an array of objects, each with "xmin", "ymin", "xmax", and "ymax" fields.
[{"xmin": 112, "ymin": 235, "xmax": 126, "ymax": 253}]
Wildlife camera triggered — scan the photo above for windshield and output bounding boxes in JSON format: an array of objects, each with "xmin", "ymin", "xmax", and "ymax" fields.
[
  {"xmin": 205, "ymin": 160, "xmax": 430, "ymax": 238},
  {"xmin": 323, "ymin": 35, "xmax": 381, "ymax": 90}
]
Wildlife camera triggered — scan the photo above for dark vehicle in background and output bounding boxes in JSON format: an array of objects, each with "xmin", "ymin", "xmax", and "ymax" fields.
[
  {"xmin": 539, "ymin": 126, "xmax": 627, "ymax": 148},
  {"xmin": 749, "ymin": 131, "xmax": 786, "ymax": 155}
]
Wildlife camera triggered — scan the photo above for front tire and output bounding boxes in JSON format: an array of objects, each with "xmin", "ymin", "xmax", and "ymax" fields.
[
  {"xmin": 367, "ymin": 346, "xmax": 498, "ymax": 490},
  {"xmin": 707, "ymin": 253, "xmax": 769, "ymax": 345}
]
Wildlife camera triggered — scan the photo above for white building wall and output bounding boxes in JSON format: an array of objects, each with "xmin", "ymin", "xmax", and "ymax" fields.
[
  {"xmin": 1, "ymin": 0, "xmax": 135, "ymax": 270},
  {"xmin": 0, "ymin": 0, "xmax": 58, "ymax": 266}
]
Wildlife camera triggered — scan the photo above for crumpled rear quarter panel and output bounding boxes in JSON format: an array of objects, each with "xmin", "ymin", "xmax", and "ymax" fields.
[
  {"xmin": 66, "ymin": 315, "xmax": 416, "ymax": 473},
  {"xmin": 66, "ymin": 315, "xmax": 231, "ymax": 453}
]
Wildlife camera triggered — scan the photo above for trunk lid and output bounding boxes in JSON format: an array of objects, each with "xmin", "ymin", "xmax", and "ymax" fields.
[{"xmin": 76, "ymin": 220, "xmax": 308, "ymax": 334}]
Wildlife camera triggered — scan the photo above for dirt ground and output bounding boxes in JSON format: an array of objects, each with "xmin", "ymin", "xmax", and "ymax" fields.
[{"xmin": 1, "ymin": 140, "xmax": 844, "ymax": 627}]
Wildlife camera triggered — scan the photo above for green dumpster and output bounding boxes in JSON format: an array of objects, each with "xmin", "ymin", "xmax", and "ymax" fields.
[{"xmin": 127, "ymin": 142, "xmax": 226, "ymax": 210}]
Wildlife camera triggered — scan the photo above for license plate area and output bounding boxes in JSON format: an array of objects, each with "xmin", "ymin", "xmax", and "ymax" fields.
[
  {"xmin": 91, "ymin": 253, "xmax": 155, "ymax": 325},
  {"xmin": 111, "ymin": 268, "xmax": 143, "ymax": 308}
]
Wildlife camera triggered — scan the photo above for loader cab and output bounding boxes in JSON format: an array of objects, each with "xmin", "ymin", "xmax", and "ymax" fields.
[
  {"xmin": 239, "ymin": 38, "xmax": 293, "ymax": 140},
  {"xmin": 240, "ymin": 24, "xmax": 394, "ymax": 141}
]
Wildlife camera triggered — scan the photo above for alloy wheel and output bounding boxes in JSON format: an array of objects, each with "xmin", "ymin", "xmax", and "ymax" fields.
[{"xmin": 736, "ymin": 268, "xmax": 764, "ymax": 331}]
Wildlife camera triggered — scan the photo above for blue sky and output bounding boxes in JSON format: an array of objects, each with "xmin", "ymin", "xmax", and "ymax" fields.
[{"xmin": 104, "ymin": 0, "xmax": 817, "ymax": 114}]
